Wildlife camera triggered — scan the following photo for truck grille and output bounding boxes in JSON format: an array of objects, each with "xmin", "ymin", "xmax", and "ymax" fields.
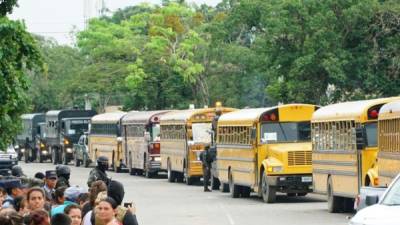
[{"xmin": 288, "ymin": 151, "xmax": 312, "ymax": 166}]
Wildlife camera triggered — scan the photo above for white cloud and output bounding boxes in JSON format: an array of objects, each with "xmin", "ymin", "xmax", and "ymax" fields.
[{"xmin": 10, "ymin": 0, "xmax": 222, "ymax": 45}]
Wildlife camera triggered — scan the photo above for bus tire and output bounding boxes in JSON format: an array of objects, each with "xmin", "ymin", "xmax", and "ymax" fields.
[
  {"xmin": 262, "ymin": 172, "xmax": 276, "ymax": 203},
  {"xmin": 229, "ymin": 173, "xmax": 240, "ymax": 198},
  {"xmin": 327, "ymin": 176, "xmax": 343, "ymax": 213},
  {"xmin": 241, "ymin": 186, "xmax": 251, "ymax": 198},
  {"xmin": 221, "ymin": 183, "xmax": 230, "ymax": 193},
  {"xmin": 167, "ymin": 161, "xmax": 175, "ymax": 183}
]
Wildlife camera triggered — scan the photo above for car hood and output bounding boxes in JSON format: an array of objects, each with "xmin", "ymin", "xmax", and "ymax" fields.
[{"xmin": 351, "ymin": 204, "xmax": 400, "ymax": 225}]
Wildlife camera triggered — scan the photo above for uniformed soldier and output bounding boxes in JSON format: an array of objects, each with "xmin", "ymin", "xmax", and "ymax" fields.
[
  {"xmin": 211, "ymin": 108, "xmax": 222, "ymax": 145},
  {"xmin": 0, "ymin": 179, "xmax": 26, "ymax": 209},
  {"xmin": 56, "ymin": 165, "xmax": 71, "ymax": 188},
  {"xmin": 200, "ymin": 146, "xmax": 212, "ymax": 192},
  {"xmin": 87, "ymin": 156, "xmax": 110, "ymax": 187},
  {"xmin": 43, "ymin": 170, "xmax": 57, "ymax": 201},
  {"xmin": 11, "ymin": 165, "xmax": 25, "ymax": 177}
]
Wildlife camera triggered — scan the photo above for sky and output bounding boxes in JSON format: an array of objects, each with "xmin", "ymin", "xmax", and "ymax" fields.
[{"xmin": 10, "ymin": 0, "xmax": 222, "ymax": 45}]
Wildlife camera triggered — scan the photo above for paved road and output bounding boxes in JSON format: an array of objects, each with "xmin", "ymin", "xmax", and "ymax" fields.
[{"xmin": 20, "ymin": 162, "xmax": 351, "ymax": 225}]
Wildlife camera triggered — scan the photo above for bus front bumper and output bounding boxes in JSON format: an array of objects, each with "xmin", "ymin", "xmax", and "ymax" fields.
[{"xmin": 267, "ymin": 174, "xmax": 313, "ymax": 193}]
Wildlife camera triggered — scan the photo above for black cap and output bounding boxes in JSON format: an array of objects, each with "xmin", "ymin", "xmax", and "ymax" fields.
[
  {"xmin": 45, "ymin": 170, "xmax": 57, "ymax": 179},
  {"xmin": 0, "ymin": 179, "xmax": 25, "ymax": 189}
]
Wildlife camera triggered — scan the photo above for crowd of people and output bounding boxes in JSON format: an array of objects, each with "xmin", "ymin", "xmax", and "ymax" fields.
[{"xmin": 0, "ymin": 156, "xmax": 138, "ymax": 225}]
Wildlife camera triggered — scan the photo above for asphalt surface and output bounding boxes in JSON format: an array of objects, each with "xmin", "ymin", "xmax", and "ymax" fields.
[{"xmin": 20, "ymin": 162, "xmax": 352, "ymax": 225}]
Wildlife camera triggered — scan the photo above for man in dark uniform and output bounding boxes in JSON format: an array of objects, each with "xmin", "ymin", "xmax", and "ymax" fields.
[
  {"xmin": 87, "ymin": 156, "xmax": 110, "ymax": 187},
  {"xmin": 0, "ymin": 179, "xmax": 26, "ymax": 209},
  {"xmin": 56, "ymin": 165, "xmax": 71, "ymax": 188},
  {"xmin": 43, "ymin": 170, "xmax": 57, "ymax": 201},
  {"xmin": 200, "ymin": 146, "xmax": 212, "ymax": 192},
  {"xmin": 11, "ymin": 165, "xmax": 25, "ymax": 177}
]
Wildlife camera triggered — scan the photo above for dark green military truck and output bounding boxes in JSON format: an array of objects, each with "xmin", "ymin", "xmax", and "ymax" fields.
[
  {"xmin": 45, "ymin": 109, "xmax": 96, "ymax": 165},
  {"xmin": 15, "ymin": 113, "xmax": 45, "ymax": 162}
]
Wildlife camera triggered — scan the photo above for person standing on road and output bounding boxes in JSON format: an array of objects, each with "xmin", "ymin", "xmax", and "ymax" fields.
[
  {"xmin": 56, "ymin": 166, "xmax": 71, "ymax": 189},
  {"xmin": 107, "ymin": 180, "xmax": 138, "ymax": 225},
  {"xmin": 11, "ymin": 165, "xmax": 25, "ymax": 178},
  {"xmin": 200, "ymin": 147, "xmax": 212, "ymax": 192},
  {"xmin": 87, "ymin": 156, "xmax": 110, "ymax": 188},
  {"xmin": 43, "ymin": 171, "xmax": 57, "ymax": 202},
  {"xmin": 82, "ymin": 181, "xmax": 107, "ymax": 218}
]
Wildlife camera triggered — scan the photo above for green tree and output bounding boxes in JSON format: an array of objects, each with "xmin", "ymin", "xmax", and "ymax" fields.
[{"xmin": 0, "ymin": 1, "xmax": 42, "ymax": 149}]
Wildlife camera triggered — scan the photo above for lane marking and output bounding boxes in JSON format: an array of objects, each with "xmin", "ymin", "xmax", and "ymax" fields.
[{"xmin": 219, "ymin": 203, "xmax": 235, "ymax": 225}]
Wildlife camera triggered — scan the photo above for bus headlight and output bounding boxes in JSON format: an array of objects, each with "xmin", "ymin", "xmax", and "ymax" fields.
[
  {"xmin": 267, "ymin": 166, "xmax": 283, "ymax": 173},
  {"xmin": 20, "ymin": 148, "xmax": 25, "ymax": 153},
  {"xmin": 14, "ymin": 145, "xmax": 19, "ymax": 149},
  {"xmin": 40, "ymin": 143, "xmax": 45, "ymax": 148},
  {"xmin": 66, "ymin": 148, "xmax": 73, "ymax": 153}
]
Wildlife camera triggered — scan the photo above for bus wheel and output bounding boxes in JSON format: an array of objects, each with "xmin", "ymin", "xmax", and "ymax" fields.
[
  {"xmin": 327, "ymin": 176, "xmax": 343, "ymax": 213},
  {"xmin": 145, "ymin": 169, "xmax": 153, "ymax": 178},
  {"xmin": 262, "ymin": 172, "xmax": 276, "ymax": 203},
  {"xmin": 229, "ymin": 173, "xmax": 240, "ymax": 198},
  {"xmin": 167, "ymin": 161, "xmax": 175, "ymax": 183},
  {"xmin": 241, "ymin": 186, "xmax": 251, "ymax": 198},
  {"xmin": 221, "ymin": 183, "xmax": 230, "ymax": 193},
  {"xmin": 297, "ymin": 192, "xmax": 307, "ymax": 197}
]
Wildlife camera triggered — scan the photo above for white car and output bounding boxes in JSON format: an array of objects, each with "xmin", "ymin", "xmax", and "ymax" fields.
[
  {"xmin": 0, "ymin": 145, "xmax": 19, "ymax": 169},
  {"xmin": 349, "ymin": 174, "xmax": 400, "ymax": 225}
]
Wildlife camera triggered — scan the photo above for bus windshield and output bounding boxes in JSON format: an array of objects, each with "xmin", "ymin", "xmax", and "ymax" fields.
[
  {"xmin": 365, "ymin": 122, "xmax": 377, "ymax": 147},
  {"xmin": 192, "ymin": 123, "xmax": 212, "ymax": 143},
  {"xmin": 261, "ymin": 122, "xmax": 311, "ymax": 143},
  {"xmin": 66, "ymin": 119, "xmax": 90, "ymax": 135}
]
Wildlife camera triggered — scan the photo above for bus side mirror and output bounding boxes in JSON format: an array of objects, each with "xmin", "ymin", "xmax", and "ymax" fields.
[{"xmin": 355, "ymin": 127, "xmax": 367, "ymax": 150}]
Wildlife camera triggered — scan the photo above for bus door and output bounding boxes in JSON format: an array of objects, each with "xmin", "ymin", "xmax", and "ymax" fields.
[{"xmin": 356, "ymin": 124, "xmax": 366, "ymax": 193}]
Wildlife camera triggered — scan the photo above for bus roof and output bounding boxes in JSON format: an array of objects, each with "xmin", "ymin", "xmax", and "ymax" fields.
[
  {"xmin": 218, "ymin": 104, "xmax": 316, "ymax": 126},
  {"xmin": 218, "ymin": 108, "xmax": 273, "ymax": 126},
  {"xmin": 379, "ymin": 100, "xmax": 400, "ymax": 120},
  {"xmin": 312, "ymin": 97, "xmax": 400, "ymax": 123},
  {"xmin": 160, "ymin": 108, "xmax": 235, "ymax": 124},
  {"xmin": 121, "ymin": 110, "xmax": 170, "ymax": 125},
  {"xmin": 91, "ymin": 111, "xmax": 127, "ymax": 124},
  {"xmin": 21, "ymin": 113, "xmax": 44, "ymax": 120}
]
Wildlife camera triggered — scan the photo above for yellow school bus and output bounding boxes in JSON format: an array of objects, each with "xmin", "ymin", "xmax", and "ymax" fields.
[
  {"xmin": 121, "ymin": 110, "xmax": 169, "ymax": 178},
  {"xmin": 217, "ymin": 104, "xmax": 318, "ymax": 202},
  {"xmin": 160, "ymin": 107, "xmax": 235, "ymax": 185},
  {"xmin": 378, "ymin": 100, "xmax": 400, "ymax": 186},
  {"xmin": 311, "ymin": 97, "xmax": 400, "ymax": 213},
  {"xmin": 88, "ymin": 111, "xmax": 127, "ymax": 171}
]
